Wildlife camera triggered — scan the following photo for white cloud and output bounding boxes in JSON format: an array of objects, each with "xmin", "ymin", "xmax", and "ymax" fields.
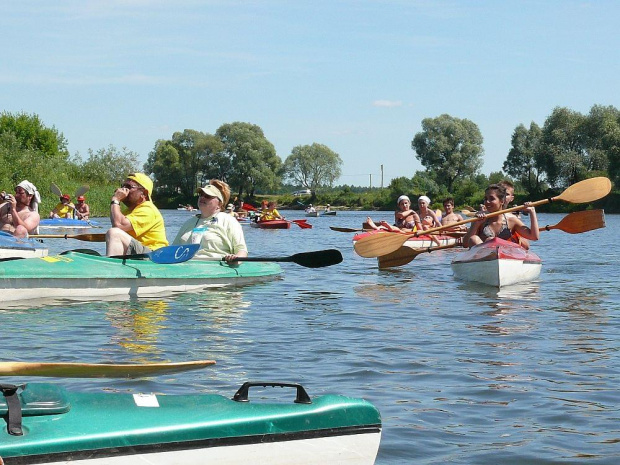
[{"xmin": 372, "ymin": 100, "xmax": 403, "ymax": 108}]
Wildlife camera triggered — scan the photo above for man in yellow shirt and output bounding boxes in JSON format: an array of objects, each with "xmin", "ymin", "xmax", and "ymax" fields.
[{"xmin": 106, "ymin": 173, "xmax": 168, "ymax": 256}]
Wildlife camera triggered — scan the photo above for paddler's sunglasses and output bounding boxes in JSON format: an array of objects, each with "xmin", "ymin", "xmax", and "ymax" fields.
[{"xmin": 121, "ymin": 183, "xmax": 141, "ymax": 190}]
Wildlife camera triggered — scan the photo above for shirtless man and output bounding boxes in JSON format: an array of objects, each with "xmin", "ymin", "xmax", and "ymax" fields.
[
  {"xmin": 74, "ymin": 195, "xmax": 90, "ymax": 220},
  {"xmin": 441, "ymin": 197, "xmax": 467, "ymax": 233},
  {"xmin": 0, "ymin": 180, "xmax": 41, "ymax": 237}
]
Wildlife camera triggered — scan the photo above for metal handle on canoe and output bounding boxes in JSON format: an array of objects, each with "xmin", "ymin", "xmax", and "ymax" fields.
[{"xmin": 232, "ymin": 382, "xmax": 312, "ymax": 404}]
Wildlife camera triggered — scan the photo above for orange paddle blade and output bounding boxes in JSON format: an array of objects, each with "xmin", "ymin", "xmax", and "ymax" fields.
[
  {"xmin": 378, "ymin": 243, "xmax": 458, "ymax": 269},
  {"xmin": 539, "ymin": 209, "xmax": 605, "ymax": 234}
]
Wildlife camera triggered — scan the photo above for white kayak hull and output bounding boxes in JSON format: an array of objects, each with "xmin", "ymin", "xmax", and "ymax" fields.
[
  {"xmin": 37, "ymin": 433, "xmax": 381, "ymax": 465},
  {"xmin": 451, "ymin": 238, "xmax": 542, "ymax": 288}
]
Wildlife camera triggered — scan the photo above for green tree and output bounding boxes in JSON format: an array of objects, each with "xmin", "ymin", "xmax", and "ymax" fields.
[
  {"xmin": 283, "ymin": 143, "xmax": 342, "ymax": 194},
  {"xmin": 216, "ymin": 122, "xmax": 282, "ymax": 198},
  {"xmin": 411, "ymin": 114, "xmax": 484, "ymax": 193},
  {"xmin": 0, "ymin": 111, "xmax": 68, "ymax": 160},
  {"xmin": 81, "ymin": 145, "xmax": 140, "ymax": 185},
  {"xmin": 145, "ymin": 130, "xmax": 224, "ymax": 197},
  {"xmin": 584, "ymin": 105, "xmax": 619, "ymax": 185},
  {"xmin": 503, "ymin": 122, "xmax": 545, "ymax": 196},
  {"xmin": 538, "ymin": 107, "xmax": 607, "ymax": 188}
]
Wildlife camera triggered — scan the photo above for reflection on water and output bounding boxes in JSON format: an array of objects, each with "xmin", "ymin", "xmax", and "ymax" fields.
[{"xmin": 106, "ymin": 300, "xmax": 169, "ymax": 357}]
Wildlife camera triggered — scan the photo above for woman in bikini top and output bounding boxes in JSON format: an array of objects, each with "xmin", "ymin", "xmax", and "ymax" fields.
[
  {"xmin": 463, "ymin": 184, "xmax": 540, "ymax": 248},
  {"xmin": 479, "ymin": 214, "xmax": 513, "ymax": 241}
]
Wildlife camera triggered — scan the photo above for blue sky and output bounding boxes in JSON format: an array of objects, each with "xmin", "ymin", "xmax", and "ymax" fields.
[{"xmin": 2, "ymin": 1, "xmax": 619, "ymax": 187}]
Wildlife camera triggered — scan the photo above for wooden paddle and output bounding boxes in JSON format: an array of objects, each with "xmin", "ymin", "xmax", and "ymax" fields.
[
  {"xmin": 538, "ymin": 209, "xmax": 605, "ymax": 234},
  {"xmin": 208, "ymin": 249, "xmax": 343, "ymax": 268},
  {"xmin": 378, "ymin": 243, "xmax": 458, "ymax": 269},
  {"xmin": 378, "ymin": 209, "xmax": 607, "ymax": 268},
  {"xmin": 31, "ymin": 233, "xmax": 107, "ymax": 242},
  {"xmin": 354, "ymin": 177, "xmax": 612, "ymax": 258},
  {"xmin": 0, "ymin": 360, "xmax": 215, "ymax": 378}
]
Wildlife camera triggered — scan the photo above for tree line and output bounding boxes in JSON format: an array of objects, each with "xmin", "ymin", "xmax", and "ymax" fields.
[{"xmin": 0, "ymin": 106, "xmax": 617, "ymax": 215}]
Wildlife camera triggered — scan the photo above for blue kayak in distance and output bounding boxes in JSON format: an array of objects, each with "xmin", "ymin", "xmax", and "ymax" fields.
[
  {"xmin": 39, "ymin": 218, "xmax": 100, "ymax": 229},
  {"xmin": 0, "ymin": 231, "xmax": 48, "ymax": 259}
]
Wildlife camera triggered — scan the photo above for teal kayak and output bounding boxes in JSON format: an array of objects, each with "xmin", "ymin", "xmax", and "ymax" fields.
[
  {"xmin": 0, "ymin": 381, "xmax": 382, "ymax": 464},
  {"xmin": 0, "ymin": 251, "xmax": 281, "ymax": 304}
]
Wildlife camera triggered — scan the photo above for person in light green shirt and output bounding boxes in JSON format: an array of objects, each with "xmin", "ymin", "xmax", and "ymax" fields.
[{"xmin": 173, "ymin": 179, "xmax": 247, "ymax": 263}]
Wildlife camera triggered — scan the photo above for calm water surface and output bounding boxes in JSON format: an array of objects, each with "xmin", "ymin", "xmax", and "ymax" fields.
[{"xmin": 2, "ymin": 210, "xmax": 618, "ymax": 464}]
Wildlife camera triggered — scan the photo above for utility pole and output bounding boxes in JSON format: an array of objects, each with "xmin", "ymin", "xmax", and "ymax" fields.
[
  {"xmin": 369, "ymin": 174, "xmax": 372, "ymax": 189},
  {"xmin": 380, "ymin": 165, "xmax": 384, "ymax": 189}
]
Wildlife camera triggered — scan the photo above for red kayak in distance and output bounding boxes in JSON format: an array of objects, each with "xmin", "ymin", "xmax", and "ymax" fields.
[{"xmin": 250, "ymin": 220, "xmax": 291, "ymax": 229}]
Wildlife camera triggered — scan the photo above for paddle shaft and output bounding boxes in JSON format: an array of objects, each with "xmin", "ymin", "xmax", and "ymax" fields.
[
  {"xmin": 205, "ymin": 249, "xmax": 343, "ymax": 268},
  {"xmin": 31, "ymin": 233, "xmax": 107, "ymax": 242},
  {"xmin": 0, "ymin": 360, "xmax": 215, "ymax": 378}
]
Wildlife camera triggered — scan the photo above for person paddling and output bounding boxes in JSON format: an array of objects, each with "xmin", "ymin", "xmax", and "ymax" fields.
[
  {"xmin": 463, "ymin": 184, "xmax": 539, "ymax": 248},
  {"xmin": 50, "ymin": 194, "xmax": 75, "ymax": 219}
]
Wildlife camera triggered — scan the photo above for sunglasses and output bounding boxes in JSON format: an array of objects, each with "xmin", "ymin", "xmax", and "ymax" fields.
[{"xmin": 121, "ymin": 184, "xmax": 141, "ymax": 190}]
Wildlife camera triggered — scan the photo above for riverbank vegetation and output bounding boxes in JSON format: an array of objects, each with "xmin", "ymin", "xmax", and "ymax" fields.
[{"xmin": 1, "ymin": 106, "xmax": 618, "ymax": 217}]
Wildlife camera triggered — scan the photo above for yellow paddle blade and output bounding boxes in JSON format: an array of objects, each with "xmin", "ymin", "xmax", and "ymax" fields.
[
  {"xmin": 0, "ymin": 360, "xmax": 216, "ymax": 378},
  {"xmin": 555, "ymin": 177, "xmax": 612, "ymax": 203},
  {"xmin": 354, "ymin": 232, "xmax": 410, "ymax": 258}
]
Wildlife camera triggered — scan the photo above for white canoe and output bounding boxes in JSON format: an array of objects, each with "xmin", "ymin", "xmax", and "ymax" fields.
[
  {"xmin": 305, "ymin": 211, "xmax": 319, "ymax": 217},
  {"xmin": 451, "ymin": 238, "xmax": 542, "ymax": 287},
  {"xmin": 353, "ymin": 230, "xmax": 460, "ymax": 249}
]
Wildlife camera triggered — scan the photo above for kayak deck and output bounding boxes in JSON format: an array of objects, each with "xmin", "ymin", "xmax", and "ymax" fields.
[{"xmin": 0, "ymin": 382, "xmax": 381, "ymax": 465}]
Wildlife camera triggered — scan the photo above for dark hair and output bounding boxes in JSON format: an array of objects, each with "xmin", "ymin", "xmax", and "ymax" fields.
[
  {"xmin": 443, "ymin": 197, "xmax": 455, "ymax": 206},
  {"xmin": 485, "ymin": 183, "xmax": 507, "ymax": 201}
]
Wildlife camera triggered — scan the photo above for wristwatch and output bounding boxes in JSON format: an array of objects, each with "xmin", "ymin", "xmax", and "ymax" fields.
[{"xmin": 111, "ymin": 200, "xmax": 120, "ymax": 206}]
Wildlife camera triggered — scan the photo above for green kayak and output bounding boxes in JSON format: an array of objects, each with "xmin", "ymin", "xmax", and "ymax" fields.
[
  {"xmin": 0, "ymin": 381, "xmax": 382, "ymax": 464},
  {"xmin": 0, "ymin": 251, "xmax": 281, "ymax": 304}
]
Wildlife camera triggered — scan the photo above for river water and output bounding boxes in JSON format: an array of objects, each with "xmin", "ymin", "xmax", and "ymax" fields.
[{"xmin": 2, "ymin": 210, "xmax": 618, "ymax": 464}]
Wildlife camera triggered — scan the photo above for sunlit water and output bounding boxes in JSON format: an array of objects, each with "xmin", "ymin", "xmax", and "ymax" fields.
[{"xmin": 1, "ymin": 210, "xmax": 618, "ymax": 464}]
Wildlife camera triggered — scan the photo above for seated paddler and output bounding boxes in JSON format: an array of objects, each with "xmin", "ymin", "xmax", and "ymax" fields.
[
  {"xmin": 106, "ymin": 173, "xmax": 168, "ymax": 256},
  {"xmin": 172, "ymin": 179, "xmax": 248, "ymax": 263}
]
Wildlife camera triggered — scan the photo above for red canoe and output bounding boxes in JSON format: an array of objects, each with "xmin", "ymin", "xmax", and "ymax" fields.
[{"xmin": 251, "ymin": 220, "xmax": 291, "ymax": 229}]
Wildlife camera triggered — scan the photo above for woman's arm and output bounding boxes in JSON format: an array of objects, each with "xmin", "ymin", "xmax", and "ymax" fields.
[{"xmin": 511, "ymin": 203, "xmax": 539, "ymax": 241}]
